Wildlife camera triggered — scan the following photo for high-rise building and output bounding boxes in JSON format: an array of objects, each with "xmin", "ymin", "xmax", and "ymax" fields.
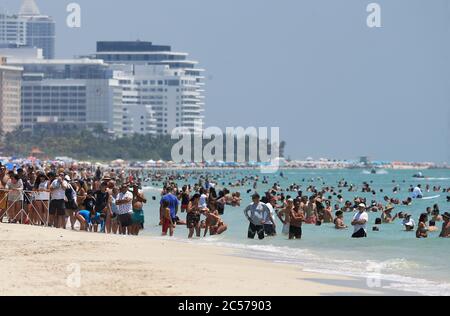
[
  {"xmin": 0, "ymin": 57, "xmax": 23, "ymax": 133},
  {"xmin": 95, "ymin": 41, "xmax": 205, "ymax": 135},
  {"xmin": 112, "ymin": 69, "xmax": 157, "ymax": 137},
  {"xmin": 7, "ymin": 58, "xmax": 121, "ymax": 133},
  {"xmin": 0, "ymin": 9, "xmax": 27, "ymax": 46},
  {"xmin": 0, "ymin": 1, "xmax": 55, "ymax": 59},
  {"xmin": 18, "ymin": 0, "xmax": 56, "ymax": 59}
]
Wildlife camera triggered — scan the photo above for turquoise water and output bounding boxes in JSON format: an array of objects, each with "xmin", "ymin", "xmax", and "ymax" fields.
[{"xmin": 139, "ymin": 169, "xmax": 450, "ymax": 296}]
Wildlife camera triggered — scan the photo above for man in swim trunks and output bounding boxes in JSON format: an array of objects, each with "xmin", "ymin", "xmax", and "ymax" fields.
[{"xmin": 289, "ymin": 200, "xmax": 304, "ymax": 240}]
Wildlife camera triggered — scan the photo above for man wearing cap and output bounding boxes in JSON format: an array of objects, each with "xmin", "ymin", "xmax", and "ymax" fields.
[
  {"xmin": 351, "ymin": 203, "xmax": 369, "ymax": 238},
  {"xmin": 244, "ymin": 193, "xmax": 270, "ymax": 240},
  {"xmin": 115, "ymin": 184, "xmax": 133, "ymax": 234},
  {"xmin": 439, "ymin": 212, "xmax": 450, "ymax": 238},
  {"xmin": 49, "ymin": 172, "xmax": 68, "ymax": 228}
]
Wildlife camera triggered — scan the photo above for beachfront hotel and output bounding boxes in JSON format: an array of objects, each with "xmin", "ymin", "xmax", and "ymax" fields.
[
  {"xmin": 0, "ymin": 2, "xmax": 205, "ymax": 137},
  {"xmin": 0, "ymin": 0, "xmax": 55, "ymax": 60},
  {"xmin": 6, "ymin": 53, "xmax": 122, "ymax": 133},
  {"xmin": 0, "ymin": 9, "xmax": 27, "ymax": 47},
  {"xmin": 0, "ymin": 56, "xmax": 23, "ymax": 133},
  {"xmin": 94, "ymin": 41, "xmax": 205, "ymax": 135},
  {"xmin": 2, "ymin": 43, "xmax": 205, "ymax": 137}
]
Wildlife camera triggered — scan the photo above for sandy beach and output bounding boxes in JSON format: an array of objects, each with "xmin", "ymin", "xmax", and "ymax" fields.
[{"xmin": 0, "ymin": 223, "xmax": 405, "ymax": 296}]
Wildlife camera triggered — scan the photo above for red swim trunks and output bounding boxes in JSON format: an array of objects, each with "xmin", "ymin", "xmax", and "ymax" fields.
[{"xmin": 162, "ymin": 218, "xmax": 172, "ymax": 234}]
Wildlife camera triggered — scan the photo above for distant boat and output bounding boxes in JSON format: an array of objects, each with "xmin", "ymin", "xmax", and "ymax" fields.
[
  {"xmin": 413, "ymin": 172, "xmax": 425, "ymax": 179},
  {"xmin": 371, "ymin": 168, "xmax": 377, "ymax": 174}
]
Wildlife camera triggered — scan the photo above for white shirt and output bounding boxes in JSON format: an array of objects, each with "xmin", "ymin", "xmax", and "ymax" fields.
[
  {"xmin": 352, "ymin": 211, "xmax": 368, "ymax": 233},
  {"xmin": 199, "ymin": 194, "xmax": 207, "ymax": 208},
  {"xmin": 265, "ymin": 203, "xmax": 276, "ymax": 225},
  {"xmin": 35, "ymin": 180, "xmax": 50, "ymax": 201},
  {"xmin": 6, "ymin": 179, "xmax": 23, "ymax": 202},
  {"xmin": 243, "ymin": 202, "xmax": 270, "ymax": 226},
  {"xmin": 412, "ymin": 187, "xmax": 423, "ymax": 198},
  {"xmin": 116, "ymin": 191, "xmax": 133, "ymax": 215},
  {"xmin": 50, "ymin": 179, "xmax": 67, "ymax": 200},
  {"xmin": 403, "ymin": 218, "xmax": 415, "ymax": 228}
]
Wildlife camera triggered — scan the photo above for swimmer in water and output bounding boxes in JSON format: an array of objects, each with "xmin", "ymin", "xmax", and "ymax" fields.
[
  {"xmin": 334, "ymin": 211, "xmax": 347, "ymax": 230},
  {"xmin": 439, "ymin": 212, "xmax": 450, "ymax": 238},
  {"xmin": 203, "ymin": 202, "xmax": 228, "ymax": 236},
  {"xmin": 416, "ymin": 213, "xmax": 429, "ymax": 239}
]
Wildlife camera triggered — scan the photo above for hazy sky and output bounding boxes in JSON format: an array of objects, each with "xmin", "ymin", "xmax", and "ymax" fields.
[{"xmin": 2, "ymin": 0, "xmax": 450, "ymax": 162}]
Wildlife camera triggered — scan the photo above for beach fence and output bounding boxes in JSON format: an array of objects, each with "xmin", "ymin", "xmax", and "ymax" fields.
[{"xmin": 0, "ymin": 189, "xmax": 50, "ymax": 226}]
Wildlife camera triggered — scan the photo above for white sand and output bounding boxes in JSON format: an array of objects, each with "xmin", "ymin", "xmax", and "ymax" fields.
[{"xmin": 0, "ymin": 223, "xmax": 382, "ymax": 296}]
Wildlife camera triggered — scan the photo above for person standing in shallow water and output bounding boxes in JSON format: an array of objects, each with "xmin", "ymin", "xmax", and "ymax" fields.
[
  {"xmin": 243, "ymin": 193, "xmax": 270, "ymax": 240},
  {"xmin": 186, "ymin": 194, "xmax": 202, "ymax": 238},
  {"xmin": 161, "ymin": 200, "xmax": 175, "ymax": 236},
  {"xmin": 289, "ymin": 199, "xmax": 304, "ymax": 240},
  {"xmin": 351, "ymin": 203, "xmax": 368, "ymax": 238},
  {"xmin": 416, "ymin": 213, "xmax": 429, "ymax": 239},
  {"xmin": 131, "ymin": 184, "xmax": 146, "ymax": 235},
  {"xmin": 277, "ymin": 199, "xmax": 292, "ymax": 236},
  {"xmin": 439, "ymin": 213, "xmax": 450, "ymax": 238}
]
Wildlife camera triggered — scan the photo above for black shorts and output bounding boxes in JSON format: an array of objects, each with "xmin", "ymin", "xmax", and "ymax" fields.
[
  {"xmin": 49, "ymin": 200, "xmax": 65, "ymax": 216},
  {"xmin": 248, "ymin": 222, "xmax": 265, "ymax": 240},
  {"xmin": 264, "ymin": 224, "xmax": 276, "ymax": 236},
  {"xmin": 65, "ymin": 201, "xmax": 78, "ymax": 210},
  {"xmin": 352, "ymin": 228, "xmax": 367, "ymax": 238},
  {"xmin": 289, "ymin": 225, "xmax": 302, "ymax": 239},
  {"xmin": 118, "ymin": 213, "xmax": 132, "ymax": 227},
  {"xmin": 186, "ymin": 213, "xmax": 200, "ymax": 229}
]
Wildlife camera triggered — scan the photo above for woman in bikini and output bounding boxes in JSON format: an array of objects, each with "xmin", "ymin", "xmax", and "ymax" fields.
[
  {"xmin": 203, "ymin": 201, "xmax": 227, "ymax": 236},
  {"xmin": 416, "ymin": 213, "xmax": 429, "ymax": 239},
  {"xmin": 186, "ymin": 194, "xmax": 202, "ymax": 238}
]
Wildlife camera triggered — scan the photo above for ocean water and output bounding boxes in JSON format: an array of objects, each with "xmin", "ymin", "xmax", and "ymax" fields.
[{"xmin": 139, "ymin": 168, "xmax": 450, "ymax": 296}]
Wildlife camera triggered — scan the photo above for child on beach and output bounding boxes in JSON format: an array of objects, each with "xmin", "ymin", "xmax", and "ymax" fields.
[{"xmin": 161, "ymin": 200, "xmax": 174, "ymax": 236}]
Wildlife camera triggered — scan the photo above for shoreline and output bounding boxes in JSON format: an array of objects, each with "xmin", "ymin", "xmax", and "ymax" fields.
[{"xmin": 0, "ymin": 223, "xmax": 412, "ymax": 296}]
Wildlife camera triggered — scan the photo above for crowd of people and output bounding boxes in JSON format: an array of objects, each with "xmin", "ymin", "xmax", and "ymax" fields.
[
  {"xmin": 0, "ymin": 163, "xmax": 147, "ymax": 235},
  {"xmin": 0, "ymin": 162, "xmax": 449, "ymax": 241},
  {"xmin": 239, "ymin": 180, "xmax": 450, "ymax": 240}
]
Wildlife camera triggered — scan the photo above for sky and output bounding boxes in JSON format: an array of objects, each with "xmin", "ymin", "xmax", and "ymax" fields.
[{"xmin": 2, "ymin": 0, "xmax": 450, "ymax": 163}]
